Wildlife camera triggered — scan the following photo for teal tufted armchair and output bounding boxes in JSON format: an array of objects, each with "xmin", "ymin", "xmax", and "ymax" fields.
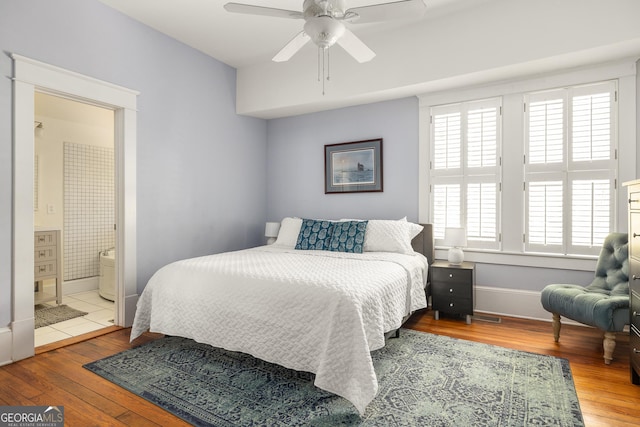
[{"xmin": 540, "ymin": 233, "xmax": 629, "ymax": 364}]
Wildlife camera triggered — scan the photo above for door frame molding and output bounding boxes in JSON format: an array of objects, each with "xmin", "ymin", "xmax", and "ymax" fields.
[{"xmin": 11, "ymin": 54, "xmax": 139, "ymax": 361}]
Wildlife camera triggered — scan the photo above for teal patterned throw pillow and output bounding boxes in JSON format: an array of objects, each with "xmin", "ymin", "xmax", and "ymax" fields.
[
  {"xmin": 329, "ymin": 221, "xmax": 368, "ymax": 253},
  {"xmin": 295, "ymin": 219, "xmax": 334, "ymax": 250}
]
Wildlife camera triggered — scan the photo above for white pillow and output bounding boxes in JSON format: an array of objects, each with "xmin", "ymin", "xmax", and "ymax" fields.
[
  {"xmin": 400, "ymin": 217, "xmax": 424, "ymax": 240},
  {"xmin": 273, "ymin": 217, "xmax": 302, "ymax": 248},
  {"xmin": 364, "ymin": 219, "xmax": 417, "ymax": 254}
]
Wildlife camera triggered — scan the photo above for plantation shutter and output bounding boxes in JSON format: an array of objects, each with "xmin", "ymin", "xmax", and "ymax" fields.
[
  {"xmin": 524, "ymin": 81, "xmax": 616, "ymax": 255},
  {"xmin": 569, "ymin": 174, "xmax": 613, "ymax": 253},
  {"xmin": 525, "ymin": 90, "xmax": 565, "ymax": 171},
  {"xmin": 526, "ymin": 180, "xmax": 563, "ymax": 249},
  {"xmin": 571, "ymin": 90, "xmax": 612, "ymax": 163},
  {"xmin": 467, "ymin": 181, "xmax": 497, "ymax": 243},
  {"xmin": 430, "ymin": 99, "xmax": 501, "ymax": 249},
  {"xmin": 432, "ymin": 109, "xmax": 461, "ymax": 173},
  {"xmin": 432, "ymin": 182, "xmax": 461, "ymax": 240},
  {"xmin": 467, "ymin": 107, "xmax": 498, "ymax": 169}
]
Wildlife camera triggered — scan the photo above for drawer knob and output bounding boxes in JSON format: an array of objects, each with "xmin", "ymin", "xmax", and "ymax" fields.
[
  {"xmin": 449, "ymin": 303, "xmax": 454, "ymax": 307},
  {"xmin": 39, "ymin": 251, "xmax": 46, "ymax": 257},
  {"xmin": 634, "ymin": 233, "xmax": 640, "ymax": 238},
  {"xmin": 633, "ymin": 275, "xmax": 640, "ymax": 281},
  {"xmin": 449, "ymin": 273, "xmax": 453, "ymax": 278},
  {"xmin": 449, "ymin": 288, "xmax": 453, "ymax": 293},
  {"xmin": 634, "ymin": 348, "xmax": 640, "ymax": 354},
  {"xmin": 634, "ymin": 311, "xmax": 639, "ymax": 317}
]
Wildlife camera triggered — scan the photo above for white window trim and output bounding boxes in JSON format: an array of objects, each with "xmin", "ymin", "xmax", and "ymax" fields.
[{"xmin": 418, "ymin": 59, "xmax": 637, "ymax": 271}]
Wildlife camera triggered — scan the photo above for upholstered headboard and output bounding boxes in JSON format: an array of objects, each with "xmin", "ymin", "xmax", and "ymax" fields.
[{"xmin": 411, "ymin": 223, "xmax": 434, "ymax": 265}]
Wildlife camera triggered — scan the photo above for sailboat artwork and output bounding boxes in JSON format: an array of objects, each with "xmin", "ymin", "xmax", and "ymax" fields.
[
  {"xmin": 324, "ymin": 138, "xmax": 383, "ymax": 193},
  {"xmin": 332, "ymin": 150, "xmax": 374, "ymax": 185}
]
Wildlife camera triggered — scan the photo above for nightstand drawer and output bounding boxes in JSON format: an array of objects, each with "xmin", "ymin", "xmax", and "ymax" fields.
[
  {"xmin": 431, "ymin": 267, "xmax": 473, "ymax": 285},
  {"xmin": 432, "ymin": 281, "xmax": 472, "ymax": 300},
  {"xmin": 432, "ymin": 297, "xmax": 473, "ymax": 315}
]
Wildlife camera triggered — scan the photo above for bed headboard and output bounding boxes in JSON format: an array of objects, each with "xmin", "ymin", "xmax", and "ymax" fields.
[{"xmin": 411, "ymin": 223, "xmax": 434, "ymax": 264}]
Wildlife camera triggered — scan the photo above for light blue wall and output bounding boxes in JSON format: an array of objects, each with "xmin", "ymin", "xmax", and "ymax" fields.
[
  {"xmin": 0, "ymin": 0, "xmax": 267, "ymax": 326},
  {"xmin": 267, "ymin": 97, "xmax": 419, "ymax": 222}
]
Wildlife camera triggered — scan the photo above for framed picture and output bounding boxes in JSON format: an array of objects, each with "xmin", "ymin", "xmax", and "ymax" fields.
[{"xmin": 325, "ymin": 138, "xmax": 383, "ymax": 194}]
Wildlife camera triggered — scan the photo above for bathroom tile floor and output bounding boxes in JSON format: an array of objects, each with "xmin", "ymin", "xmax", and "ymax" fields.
[{"xmin": 35, "ymin": 290, "xmax": 115, "ymax": 347}]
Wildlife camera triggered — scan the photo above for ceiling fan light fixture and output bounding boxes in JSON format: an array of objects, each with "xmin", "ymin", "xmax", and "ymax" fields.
[{"xmin": 303, "ymin": 16, "xmax": 345, "ymax": 49}]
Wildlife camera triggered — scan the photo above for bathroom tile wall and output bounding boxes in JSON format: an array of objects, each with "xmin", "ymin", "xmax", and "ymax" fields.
[{"xmin": 63, "ymin": 142, "xmax": 115, "ymax": 281}]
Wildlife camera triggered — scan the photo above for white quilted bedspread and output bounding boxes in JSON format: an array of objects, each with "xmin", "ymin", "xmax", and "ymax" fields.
[{"xmin": 130, "ymin": 246, "xmax": 428, "ymax": 414}]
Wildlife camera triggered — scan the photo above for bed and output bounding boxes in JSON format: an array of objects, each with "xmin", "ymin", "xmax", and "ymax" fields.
[{"xmin": 130, "ymin": 219, "xmax": 433, "ymax": 415}]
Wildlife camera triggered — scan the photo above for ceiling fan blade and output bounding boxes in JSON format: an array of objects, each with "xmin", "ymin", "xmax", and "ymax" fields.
[
  {"xmin": 345, "ymin": 0, "xmax": 426, "ymax": 24},
  {"xmin": 272, "ymin": 31, "xmax": 311, "ymax": 62},
  {"xmin": 336, "ymin": 29, "xmax": 375, "ymax": 63},
  {"xmin": 224, "ymin": 3, "xmax": 303, "ymax": 19}
]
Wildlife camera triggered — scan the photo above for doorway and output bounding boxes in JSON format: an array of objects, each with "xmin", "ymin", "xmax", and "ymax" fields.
[
  {"xmin": 34, "ymin": 92, "xmax": 117, "ymax": 346},
  {"xmin": 11, "ymin": 54, "xmax": 139, "ymax": 362}
]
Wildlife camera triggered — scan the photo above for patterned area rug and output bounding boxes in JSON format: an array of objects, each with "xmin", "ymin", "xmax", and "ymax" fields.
[
  {"xmin": 35, "ymin": 304, "xmax": 88, "ymax": 329},
  {"xmin": 84, "ymin": 329, "xmax": 583, "ymax": 426}
]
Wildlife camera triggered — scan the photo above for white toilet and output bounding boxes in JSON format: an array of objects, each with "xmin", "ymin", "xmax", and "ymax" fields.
[{"xmin": 99, "ymin": 249, "xmax": 115, "ymax": 301}]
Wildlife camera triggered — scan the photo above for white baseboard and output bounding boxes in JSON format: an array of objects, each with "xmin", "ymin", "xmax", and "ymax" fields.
[
  {"xmin": 63, "ymin": 277, "xmax": 99, "ymax": 295},
  {"xmin": 11, "ymin": 317, "xmax": 35, "ymax": 362},
  {"xmin": 0, "ymin": 327, "xmax": 12, "ymax": 366},
  {"xmin": 475, "ymin": 286, "xmax": 585, "ymax": 326}
]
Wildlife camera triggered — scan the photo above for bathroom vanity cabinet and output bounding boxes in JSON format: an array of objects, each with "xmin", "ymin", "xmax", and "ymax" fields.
[{"xmin": 34, "ymin": 228, "xmax": 62, "ymax": 305}]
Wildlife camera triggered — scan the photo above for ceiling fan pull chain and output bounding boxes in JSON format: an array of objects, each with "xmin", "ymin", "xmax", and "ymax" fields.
[
  {"xmin": 317, "ymin": 46, "xmax": 321, "ymax": 82},
  {"xmin": 322, "ymin": 48, "xmax": 326, "ymax": 95},
  {"xmin": 327, "ymin": 48, "xmax": 330, "ymax": 82}
]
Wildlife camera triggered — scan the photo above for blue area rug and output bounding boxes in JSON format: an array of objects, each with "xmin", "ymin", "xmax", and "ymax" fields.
[{"xmin": 84, "ymin": 329, "xmax": 583, "ymax": 426}]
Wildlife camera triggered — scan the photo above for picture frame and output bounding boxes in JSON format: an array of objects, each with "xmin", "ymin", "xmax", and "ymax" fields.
[{"xmin": 325, "ymin": 138, "xmax": 383, "ymax": 194}]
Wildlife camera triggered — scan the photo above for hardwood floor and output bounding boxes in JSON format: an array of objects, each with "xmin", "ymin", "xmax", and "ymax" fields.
[{"xmin": 1, "ymin": 310, "xmax": 639, "ymax": 426}]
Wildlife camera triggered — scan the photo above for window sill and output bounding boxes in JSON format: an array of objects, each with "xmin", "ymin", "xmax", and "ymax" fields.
[{"xmin": 434, "ymin": 248, "xmax": 598, "ymax": 272}]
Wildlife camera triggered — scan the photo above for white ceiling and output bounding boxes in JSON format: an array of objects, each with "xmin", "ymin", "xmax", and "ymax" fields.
[
  {"xmin": 96, "ymin": 0, "xmax": 640, "ymax": 119},
  {"xmin": 98, "ymin": 0, "xmax": 472, "ymax": 69}
]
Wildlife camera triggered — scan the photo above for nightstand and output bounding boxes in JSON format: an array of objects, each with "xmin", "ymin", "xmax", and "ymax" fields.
[{"xmin": 431, "ymin": 260, "xmax": 476, "ymax": 324}]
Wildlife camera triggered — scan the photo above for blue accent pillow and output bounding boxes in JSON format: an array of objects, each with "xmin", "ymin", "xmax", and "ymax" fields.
[
  {"xmin": 295, "ymin": 219, "xmax": 334, "ymax": 251},
  {"xmin": 329, "ymin": 221, "xmax": 368, "ymax": 253}
]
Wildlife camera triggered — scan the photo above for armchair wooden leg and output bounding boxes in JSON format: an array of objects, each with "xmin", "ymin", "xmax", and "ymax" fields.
[
  {"xmin": 603, "ymin": 332, "xmax": 616, "ymax": 365},
  {"xmin": 552, "ymin": 313, "xmax": 561, "ymax": 342}
]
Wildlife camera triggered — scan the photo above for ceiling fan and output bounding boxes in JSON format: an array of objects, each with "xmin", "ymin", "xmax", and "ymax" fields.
[{"xmin": 223, "ymin": 0, "xmax": 427, "ymax": 63}]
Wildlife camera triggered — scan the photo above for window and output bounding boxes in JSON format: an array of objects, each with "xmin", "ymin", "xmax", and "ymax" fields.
[
  {"xmin": 524, "ymin": 81, "xmax": 617, "ymax": 255},
  {"xmin": 430, "ymin": 98, "xmax": 501, "ymax": 249}
]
